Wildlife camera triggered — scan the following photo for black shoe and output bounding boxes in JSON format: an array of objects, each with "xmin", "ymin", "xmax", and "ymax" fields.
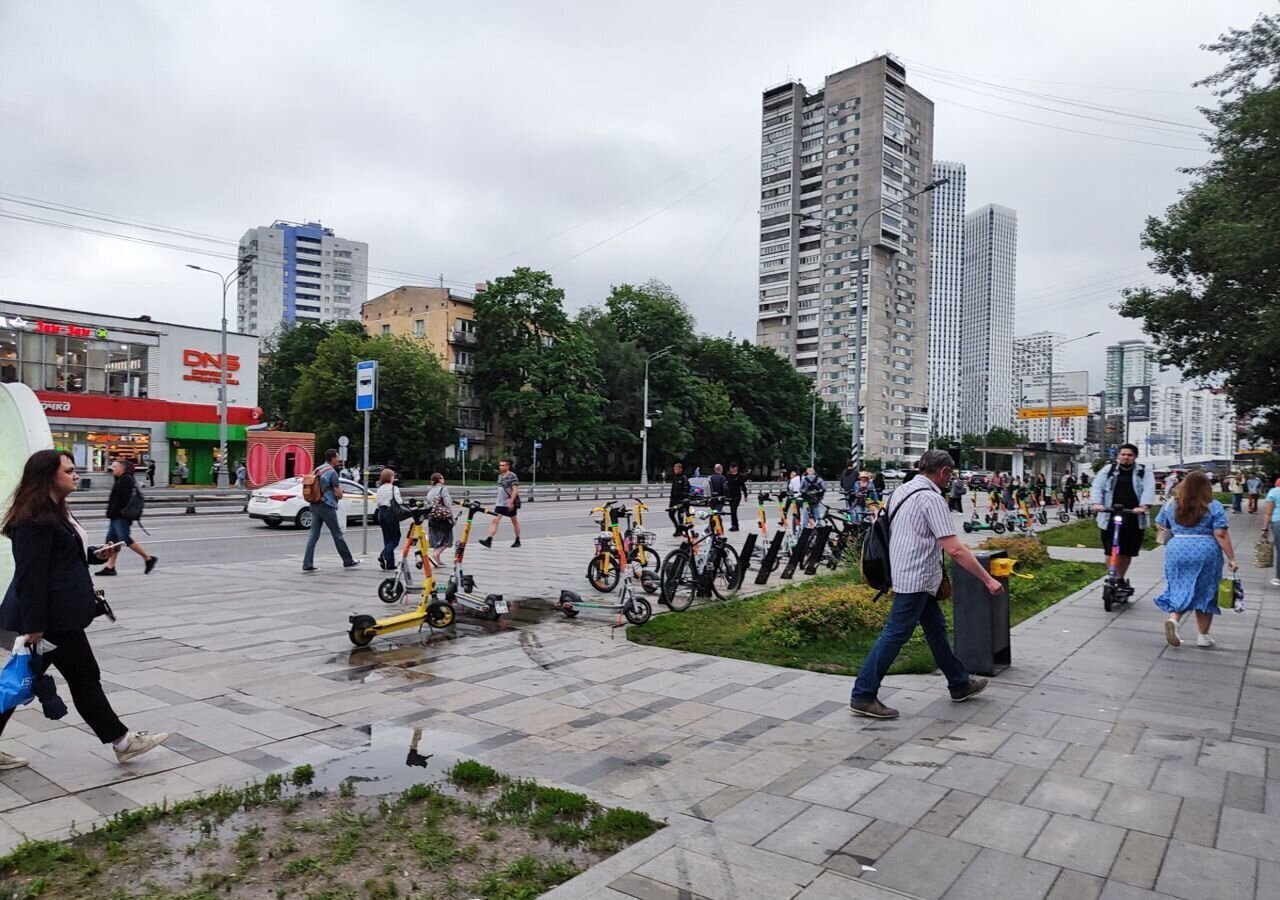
[
  {"xmin": 729, "ymin": 526, "xmax": 739, "ymax": 532},
  {"xmin": 511, "ymin": 539, "xmax": 521, "ymax": 548},
  {"xmin": 302, "ymin": 567, "xmax": 319, "ymax": 574},
  {"xmin": 144, "ymin": 557, "xmax": 158, "ymax": 575},
  {"xmin": 951, "ymin": 677, "xmax": 989, "ymax": 702},
  {"xmin": 850, "ymin": 698, "xmax": 899, "ymax": 719},
  {"xmin": 673, "ymin": 530, "xmax": 683, "ymax": 538},
  {"xmin": 343, "ymin": 560, "xmax": 361, "ymax": 569},
  {"xmin": 96, "ymin": 568, "xmax": 116, "ymax": 576},
  {"xmin": 479, "ymin": 537, "xmax": 493, "ymax": 548}
]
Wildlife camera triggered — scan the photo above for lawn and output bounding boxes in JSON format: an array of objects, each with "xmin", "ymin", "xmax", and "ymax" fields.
[
  {"xmin": 1038, "ymin": 505, "xmax": 1162, "ymax": 551},
  {"xmin": 629, "ymin": 542, "xmax": 1105, "ymax": 678},
  {"xmin": 0, "ymin": 761, "xmax": 661, "ymax": 900}
]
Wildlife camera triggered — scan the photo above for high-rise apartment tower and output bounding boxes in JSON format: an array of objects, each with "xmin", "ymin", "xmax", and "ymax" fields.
[
  {"xmin": 927, "ymin": 161, "xmax": 966, "ymax": 441},
  {"xmin": 960, "ymin": 204, "xmax": 1017, "ymax": 434},
  {"xmin": 755, "ymin": 55, "xmax": 935, "ymax": 462},
  {"xmin": 237, "ymin": 221, "xmax": 368, "ymax": 337},
  {"xmin": 1105, "ymin": 339, "xmax": 1156, "ymax": 409}
]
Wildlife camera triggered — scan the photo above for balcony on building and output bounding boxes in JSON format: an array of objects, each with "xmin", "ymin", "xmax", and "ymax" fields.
[
  {"xmin": 449, "ymin": 327, "xmax": 478, "ymax": 346},
  {"xmin": 450, "ymin": 361, "xmax": 474, "ymax": 374}
]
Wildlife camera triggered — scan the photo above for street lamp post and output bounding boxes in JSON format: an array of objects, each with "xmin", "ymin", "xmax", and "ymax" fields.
[
  {"xmin": 640, "ymin": 345, "xmax": 674, "ymax": 485},
  {"xmin": 186, "ymin": 254, "xmax": 255, "ymax": 488},
  {"xmin": 794, "ymin": 176, "xmax": 949, "ymax": 469}
]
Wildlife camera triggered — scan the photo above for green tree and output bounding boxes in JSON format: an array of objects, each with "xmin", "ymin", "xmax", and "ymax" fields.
[
  {"xmin": 259, "ymin": 320, "xmax": 366, "ymax": 427},
  {"xmin": 290, "ymin": 332, "xmax": 455, "ymax": 475},
  {"xmin": 473, "ymin": 268, "xmax": 605, "ymax": 472},
  {"xmin": 984, "ymin": 426, "xmax": 1023, "ymax": 448},
  {"xmin": 604, "ymin": 279, "xmax": 697, "ymax": 354},
  {"xmin": 1119, "ymin": 14, "xmax": 1280, "ymax": 440}
]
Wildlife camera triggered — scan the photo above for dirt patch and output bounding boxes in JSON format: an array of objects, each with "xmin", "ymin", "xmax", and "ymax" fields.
[{"xmin": 0, "ymin": 759, "xmax": 662, "ymax": 900}]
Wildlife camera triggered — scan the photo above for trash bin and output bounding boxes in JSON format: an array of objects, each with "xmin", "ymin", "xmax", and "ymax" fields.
[
  {"xmin": 79, "ymin": 477, "xmax": 92, "ymax": 490},
  {"xmin": 952, "ymin": 549, "xmax": 1010, "ymax": 676}
]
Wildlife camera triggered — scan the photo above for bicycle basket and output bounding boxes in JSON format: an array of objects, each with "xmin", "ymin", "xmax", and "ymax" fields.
[{"xmin": 634, "ymin": 530, "xmax": 657, "ymax": 546}]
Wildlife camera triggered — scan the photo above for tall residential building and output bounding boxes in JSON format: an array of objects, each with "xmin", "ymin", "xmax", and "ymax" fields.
[
  {"xmin": 1105, "ymin": 339, "xmax": 1156, "ymax": 409},
  {"xmin": 1146, "ymin": 385, "xmax": 1235, "ymax": 460},
  {"xmin": 1012, "ymin": 332, "xmax": 1087, "ymax": 445},
  {"xmin": 361, "ymin": 286, "xmax": 487, "ymax": 447},
  {"xmin": 960, "ymin": 204, "xmax": 1017, "ymax": 434},
  {"xmin": 754, "ymin": 55, "xmax": 935, "ymax": 462},
  {"xmin": 927, "ymin": 160, "xmax": 966, "ymax": 441},
  {"xmin": 236, "ymin": 221, "xmax": 369, "ymax": 337}
]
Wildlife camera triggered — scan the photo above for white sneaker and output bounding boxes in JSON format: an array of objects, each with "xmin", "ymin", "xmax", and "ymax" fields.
[
  {"xmin": 1164, "ymin": 619, "xmax": 1181, "ymax": 648},
  {"xmin": 114, "ymin": 731, "xmax": 169, "ymax": 763},
  {"xmin": 1196, "ymin": 634, "xmax": 1216, "ymax": 648},
  {"xmin": 0, "ymin": 751, "xmax": 29, "ymax": 770},
  {"xmin": 1270, "ymin": 578, "xmax": 1280, "ymax": 587}
]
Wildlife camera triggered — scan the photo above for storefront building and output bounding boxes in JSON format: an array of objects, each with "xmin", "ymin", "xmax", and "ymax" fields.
[{"xmin": 0, "ymin": 301, "xmax": 260, "ymax": 486}]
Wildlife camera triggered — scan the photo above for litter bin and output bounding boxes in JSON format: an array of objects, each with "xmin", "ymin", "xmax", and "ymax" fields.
[
  {"xmin": 79, "ymin": 477, "xmax": 92, "ymax": 490},
  {"xmin": 952, "ymin": 549, "xmax": 1010, "ymax": 676}
]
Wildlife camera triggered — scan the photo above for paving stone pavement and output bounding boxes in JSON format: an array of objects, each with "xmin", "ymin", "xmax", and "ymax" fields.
[{"xmin": 1, "ymin": 529, "xmax": 1279, "ymax": 900}]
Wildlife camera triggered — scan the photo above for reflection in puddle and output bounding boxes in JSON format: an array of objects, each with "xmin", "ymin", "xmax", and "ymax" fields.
[{"xmin": 311, "ymin": 724, "xmax": 468, "ymax": 797}]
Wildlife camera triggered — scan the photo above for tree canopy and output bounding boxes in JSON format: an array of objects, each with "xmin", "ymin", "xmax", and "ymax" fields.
[{"xmin": 1119, "ymin": 13, "xmax": 1280, "ymax": 441}]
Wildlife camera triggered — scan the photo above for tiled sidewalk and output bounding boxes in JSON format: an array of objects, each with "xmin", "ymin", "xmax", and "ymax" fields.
[{"xmin": 0, "ymin": 535, "xmax": 1278, "ymax": 900}]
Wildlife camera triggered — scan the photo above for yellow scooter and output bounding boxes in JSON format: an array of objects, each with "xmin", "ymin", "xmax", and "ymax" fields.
[{"xmin": 348, "ymin": 508, "xmax": 456, "ymax": 647}]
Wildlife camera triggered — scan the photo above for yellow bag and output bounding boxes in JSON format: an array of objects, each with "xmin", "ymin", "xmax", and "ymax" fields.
[{"xmin": 1217, "ymin": 577, "xmax": 1238, "ymax": 610}]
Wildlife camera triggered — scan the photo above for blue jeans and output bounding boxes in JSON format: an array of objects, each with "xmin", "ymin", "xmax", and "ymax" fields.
[
  {"xmin": 377, "ymin": 508, "xmax": 401, "ymax": 567},
  {"xmin": 1232, "ymin": 494, "xmax": 1243, "ymax": 513},
  {"xmin": 303, "ymin": 502, "xmax": 354, "ymax": 568},
  {"xmin": 852, "ymin": 591, "xmax": 970, "ymax": 702},
  {"xmin": 800, "ymin": 501, "xmax": 825, "ymax": 530}
]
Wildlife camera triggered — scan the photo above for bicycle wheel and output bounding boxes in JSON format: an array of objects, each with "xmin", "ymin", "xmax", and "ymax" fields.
[
  {"xmin": 710, "ymin": 544, "xmax": 741, "ymax": 599},
  {"xmin": 661, "ymin": 548, "xmax": 697, "ymax": 612},
  {"xmin": 586, "ymin": 553, "xmax": 620, "ymax": 593}
]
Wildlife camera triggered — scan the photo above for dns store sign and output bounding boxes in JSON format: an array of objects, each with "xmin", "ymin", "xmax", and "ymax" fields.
[{"xmin": 183, "ymin": 349, "xmax": 240, "ymax": 386}]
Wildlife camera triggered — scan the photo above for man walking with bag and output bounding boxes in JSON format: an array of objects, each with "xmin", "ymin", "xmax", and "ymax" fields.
[
  {"xmin": 301, "ymin": 449, "xmax": 359, "ymax": 574},
  {"xmin": 850, "ymin": 450, "xmax": 1002, "ymax": 719}
]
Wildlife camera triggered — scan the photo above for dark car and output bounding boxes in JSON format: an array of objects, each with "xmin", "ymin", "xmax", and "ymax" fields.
[{"xmin": 968, "ymin": 471, "xmax": 992, "ymax": 489}]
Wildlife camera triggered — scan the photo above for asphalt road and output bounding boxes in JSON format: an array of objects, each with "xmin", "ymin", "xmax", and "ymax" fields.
[{"xmin": 75, "ymin": 499, "xmax": 678, "ymax": 568}]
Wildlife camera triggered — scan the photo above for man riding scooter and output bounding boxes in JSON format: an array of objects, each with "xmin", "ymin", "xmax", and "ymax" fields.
[{"xmin": 1092, "ymin": 443, "xmax": 1157, "ymax": 595}]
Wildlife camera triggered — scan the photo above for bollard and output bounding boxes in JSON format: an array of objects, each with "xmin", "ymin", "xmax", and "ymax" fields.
[
  {"xmin": 576, "ymin": 486, "xmax": 581, "ymax": 501},
  {"xmin": 185, "ymin": 493, "xmax": 197, "ymax": 515},
  {"xmin": 556, "ymin": 486, "xmax": 562, "ymax": 501}
]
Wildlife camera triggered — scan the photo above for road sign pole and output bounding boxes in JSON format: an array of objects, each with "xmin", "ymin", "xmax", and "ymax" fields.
[{"xmin": 362, "ymin": 410, "xmax": 370, "ymax": 555}]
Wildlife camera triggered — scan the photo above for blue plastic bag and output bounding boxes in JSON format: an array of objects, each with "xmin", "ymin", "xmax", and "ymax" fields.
[{"xmin": 0, "ymin": 639, "xmax": 37, "ymax": 713}]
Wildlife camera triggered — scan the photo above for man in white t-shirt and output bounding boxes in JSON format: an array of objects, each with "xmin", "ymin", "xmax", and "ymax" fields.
[{"xmin": 850, "ymin": 450, "xmax": 1003, "ymax": 720}]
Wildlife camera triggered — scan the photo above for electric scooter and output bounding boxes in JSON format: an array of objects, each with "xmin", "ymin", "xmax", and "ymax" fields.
[
  {"xmin": 556, "ymin": 500, "xmax": 653, "ymax": 625},
  {"xmin": 1101, "ymin": 504, "xmax": 1138, "ymax": 612},
  {"xmin": 447, "ymin": 501, "xmax": 510, "ymax": 620},
  {"xmin": 349, "ymin": 509, "xmax": 455, "ymax": 647}
]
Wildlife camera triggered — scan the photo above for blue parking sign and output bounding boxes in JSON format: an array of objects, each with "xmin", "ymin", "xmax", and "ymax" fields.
[{"xmin": 459, "ymin": 436, "xmax": 469, "ymax": 451}]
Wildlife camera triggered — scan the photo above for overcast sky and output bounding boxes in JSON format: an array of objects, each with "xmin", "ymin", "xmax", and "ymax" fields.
[{"xmin": 0, "ymin": 1, "xmax": 1261, "ymax": 390}]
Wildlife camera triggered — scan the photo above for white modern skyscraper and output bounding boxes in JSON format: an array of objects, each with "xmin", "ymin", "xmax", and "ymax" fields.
[
  {"xmin": 960, "ymin": 204, "xmax": 1017, "ymax": 435},
  {"xmin": 236, "ymin": 221, "xmax": 369, "ymax": 337},
  {"xmin": 1012, "ymin": 331, "xmax": 1088, "ymax": 445},
  {"xmin": 754, "ymin": 55, "xmax": 935, "ymax": 461},
  {"xmin": 1146, "ymin": 386, "xmax": 1235, "ymax": 461},
  {"xmin": 1105, "ymin": 339, "xmax": 1156, "ymax": 409},
  {"xmin": 927, "ymin": 161, "xmax": 966, "ymax": 440}
]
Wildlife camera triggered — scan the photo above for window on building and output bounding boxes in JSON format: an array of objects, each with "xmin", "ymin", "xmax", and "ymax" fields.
[{"xmin": 381, "ymin": 324, "xmax": 391, "ymax": 336}]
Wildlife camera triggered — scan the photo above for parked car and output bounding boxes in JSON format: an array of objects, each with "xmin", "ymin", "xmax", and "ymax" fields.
[
  {"xmin": 968, "ymin": 471, "xmax": 993, "ymax": 489},
  {"xmin": 247, "ymin": 477, "xmax": 378, "ymax": 529},
  {"xmin": 880, "ymin": 468, "xmax": 906, "ymax": 479}
]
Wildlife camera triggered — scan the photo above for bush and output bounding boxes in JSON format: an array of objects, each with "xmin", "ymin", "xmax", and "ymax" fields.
[
  {"xmin": 751, "ymin": 583, "xmax": 889, "ymax": 648},
  {"xmin": 978, "ymin": 535, "xmax": 1049, "ymax": 569}
]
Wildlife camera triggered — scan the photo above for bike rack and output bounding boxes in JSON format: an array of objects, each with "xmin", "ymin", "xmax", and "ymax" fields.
[
  {"xmin": 780, "ymin": 529, "xmax": 814, "ymax": 580},
  {"xmin": 733, "ymin": 533, "xmax": 757, "ymax": 589},
  {"xmin": 803, "ymin": 525, "xmax": 832, "ymax": 575},
  {"xmin": 755, "ymin": 531, "xmax": 785, "ymax": 585}
]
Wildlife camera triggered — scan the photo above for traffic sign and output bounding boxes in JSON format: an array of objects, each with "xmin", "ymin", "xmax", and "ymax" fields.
[
  {"xmin": 459, "ymin": 436, "xmax": 469, "ymax": 451},
  {"xmin": 534, "ymin": 441, "xmax": 542, "ymax": 449},
  {"xmin": 355, "ymin": 360, "xmax": 378, "ymax": 412}
]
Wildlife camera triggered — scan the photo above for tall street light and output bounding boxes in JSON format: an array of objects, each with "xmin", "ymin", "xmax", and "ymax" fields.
[
  {"xmin": 640, "ymin": 345, "xmax": 673, "ymax": 485},
  {"xmin": 186, "ymin": 254, "xmax": 256, "ymax": 488},
  {"xmin": 795, "ymin": 176, "xmax": 949, "ymax": 469}
]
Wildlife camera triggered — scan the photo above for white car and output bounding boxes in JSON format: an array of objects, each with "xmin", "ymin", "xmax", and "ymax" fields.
[
  {"xmin": 247, "ymin": 477, "xmax": 378, "ymax": 529},
  {"xmin": 880, "ymin": 468, "xmax": 906, "ymax": 479}
]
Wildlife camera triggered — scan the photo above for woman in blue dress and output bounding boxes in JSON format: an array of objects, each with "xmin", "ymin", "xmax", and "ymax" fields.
[{"xmin": 1154, "ymin": 471, "xmax": 1239, "ymax": 648}]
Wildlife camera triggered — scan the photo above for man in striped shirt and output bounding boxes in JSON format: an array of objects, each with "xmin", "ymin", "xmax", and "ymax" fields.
[{"xmin": 851, "ymin": 450, "xmax": 1003, "ymax": 719}]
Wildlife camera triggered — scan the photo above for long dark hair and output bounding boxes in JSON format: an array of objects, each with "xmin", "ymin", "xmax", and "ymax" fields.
[
  {"xmin": 1174, "ymin": 470, "xmax": 1213, "ymax": 527},
  {"xmin": 2, "ymin": 449, "xmax": 72, "ymax": 537}
]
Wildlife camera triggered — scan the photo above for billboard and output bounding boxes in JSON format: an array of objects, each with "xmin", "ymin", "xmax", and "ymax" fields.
[
  {"xmin": 1126, "ymin": 385, "xmax": 1152, "ymax": 422},
  {"xmin": 1017, "ymin": 371, "xmax": 1088, "ymax": 419}
]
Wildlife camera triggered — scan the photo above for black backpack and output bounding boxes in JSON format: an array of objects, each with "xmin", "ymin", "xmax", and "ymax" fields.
[
  {"xmin": 861, "ymin": 485, "xmax": 930, "ymax": 600},
  {"xmin": 121, "ymin": 484, "xmax": 145, "ymax": 521}
]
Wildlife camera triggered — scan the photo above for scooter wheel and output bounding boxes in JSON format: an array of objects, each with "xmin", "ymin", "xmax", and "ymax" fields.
[
  {"xmin": 1103, "ymin": 585, "xmax": 1114, "ymax": 612},
  {"xmin": 992, "ymin": 522, "xmax": 1006, "ymax": 534},
  {"xmin": 378, "ymin": 578, "xmax": 405, "ymax": 604},
  {"xmin": 427, "ymin": 602, "xmax": 455, "ymax": 629},
  {"xmin": 348, "ymin": 615, "xmax": 377, "ymax": 647},
  {"xmin": 1058, "ymin": 512, "xmax": 1070, "ymax": 523},
  {"xmin": 641, "ymin": 574, "xmax": 659, "ymax": 595},
  {"xmin": 559, "ymin": 604, "xmax": 580, "ymax": 618},
  {"xmin": 624, "ymin": 597, "xmax": 652, "ymax": 625},
  {"xmin": 963, "ymin": 521, "xmax": 973, "ymax": 533}
]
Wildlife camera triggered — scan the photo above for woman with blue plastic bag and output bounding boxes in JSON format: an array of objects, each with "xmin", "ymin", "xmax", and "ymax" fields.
[
  {"xmin": 1154, "ymin": 471, "xmax": 1239, "ymax": 649},
  {"xmin": 0, "ymin": 449, "xmax": 168, "ymax": 769}
]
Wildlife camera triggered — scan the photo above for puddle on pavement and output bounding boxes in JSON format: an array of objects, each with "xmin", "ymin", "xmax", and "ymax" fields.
[{"xmin": 311, "ymin": 725, "xmax": 470, "ymax": 797}]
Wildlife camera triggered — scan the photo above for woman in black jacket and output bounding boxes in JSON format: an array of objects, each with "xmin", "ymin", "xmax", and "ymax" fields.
[{"xmin": 0, "ymin": 450, "xmax": 168, "ymax": 767}]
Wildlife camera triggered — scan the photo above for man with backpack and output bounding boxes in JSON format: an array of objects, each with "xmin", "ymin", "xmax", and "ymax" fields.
[
  {"xmin": 301, "ymin": 448, "xmax": 359, "ymax": 574},
  {"xmin": 798, "ymin": 466, "xmax": 826, "ymax": 530},
  {"xmin": 1092, "ymin": 443, "xmax": 1155, "ymax": 592},
  {"xmin": 97, "ymin": 460, "xmax": 157, "ymax": 576},
  {"xmin": 851, "ymin": 450, "xmax": 1001, "ymax": 719}
]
